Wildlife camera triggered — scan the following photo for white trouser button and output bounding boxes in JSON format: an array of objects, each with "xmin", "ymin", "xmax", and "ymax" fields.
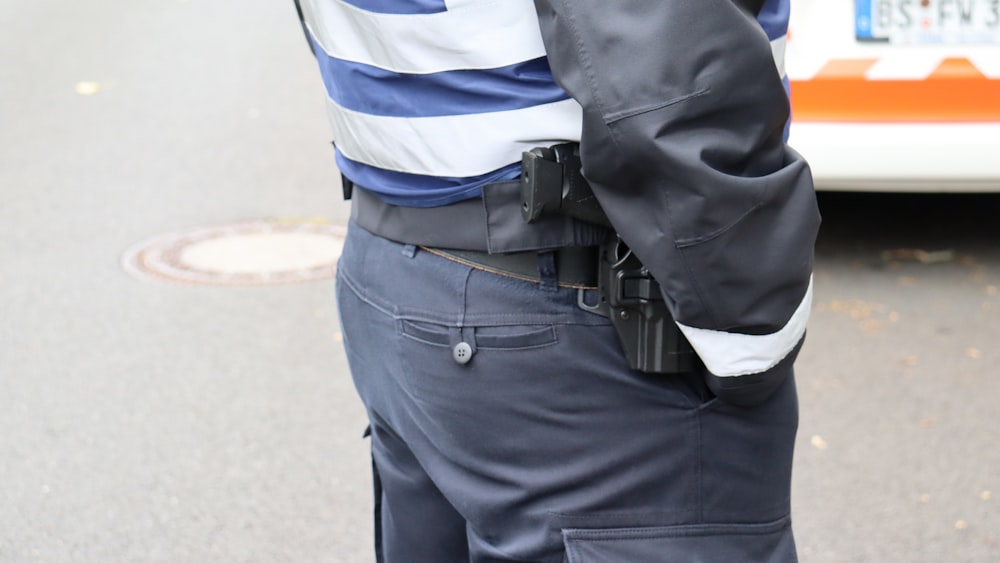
[{"xmin": 453, "ymin": 342, "xmax": 473, "ymax": 365}]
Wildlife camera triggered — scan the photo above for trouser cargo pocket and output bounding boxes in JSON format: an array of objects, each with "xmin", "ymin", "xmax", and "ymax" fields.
[{"xmin": 561, "ymin": 516, "xmax": 796, "ymax": 563}]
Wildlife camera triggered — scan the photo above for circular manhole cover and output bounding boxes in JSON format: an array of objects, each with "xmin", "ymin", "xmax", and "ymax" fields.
[{"xmin": 123, "ymin": 220, "xmax": 346, "ymax": 286}]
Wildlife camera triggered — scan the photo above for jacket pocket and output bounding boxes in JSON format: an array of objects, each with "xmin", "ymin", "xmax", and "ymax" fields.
[{"xmin": 562, "ymin": 517, "xmax": 796, "ymax": 563}]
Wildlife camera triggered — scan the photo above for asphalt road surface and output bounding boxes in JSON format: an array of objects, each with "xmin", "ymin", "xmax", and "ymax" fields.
[
  {"xmin": 795, "ymin": 191, "xmax": 1000, "ymax": 562},
  {"xmin": 2, "ymin": 1, "xmax": 997, "ymax": 561}
]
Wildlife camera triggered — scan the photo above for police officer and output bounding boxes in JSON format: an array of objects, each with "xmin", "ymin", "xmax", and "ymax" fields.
[{"xmin": 296, "ymin": 0, "xmax": 820, "ymax": 561}]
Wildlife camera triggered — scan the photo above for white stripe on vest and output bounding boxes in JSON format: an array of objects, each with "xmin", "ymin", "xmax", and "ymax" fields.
[
  {"xmin": 300, "ymin": 0, "xmax": 548, "ymax": 73},
  {"xmin": 327, "ymin": 97, "xmax": 583, "ymax": 177}
]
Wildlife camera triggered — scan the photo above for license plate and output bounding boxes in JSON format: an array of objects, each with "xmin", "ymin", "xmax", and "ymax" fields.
[{"xmin": 856, "ymin": 0, "xmax": 1000, "ymax": 44}]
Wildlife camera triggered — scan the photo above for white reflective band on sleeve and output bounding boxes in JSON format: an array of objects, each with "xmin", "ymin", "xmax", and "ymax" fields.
[
  {"xmin": 770, "ymin": 34, "xmax": 787, "ymax": 79},
  {"xmin": 326, "ymin": 97, "xmax": 584, "ymax": 177},
  {"xmin": 677, "ymin": 276, "xmax": 813, "ymax": 377},
  {"xmin": 301, "ymin": 0, "xmax": 547, "ymax": 73}
]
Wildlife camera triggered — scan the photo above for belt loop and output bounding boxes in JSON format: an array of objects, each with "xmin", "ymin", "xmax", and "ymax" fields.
[
  {"xmin": 537, "ymin": 251, "xmax": 558, "ymax": 292},
  {"xmin": 341, "ymin": 173, "xmax": 354, "ymax": 200},
  {"xmin": 401, "ymin": 244, "xmax": 417, "ymax": 259}
]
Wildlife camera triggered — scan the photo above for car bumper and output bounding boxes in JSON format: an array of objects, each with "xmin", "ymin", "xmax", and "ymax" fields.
[{"xmin": 789, "ymin": 122, "xmax": 1000, "ymax": 192}]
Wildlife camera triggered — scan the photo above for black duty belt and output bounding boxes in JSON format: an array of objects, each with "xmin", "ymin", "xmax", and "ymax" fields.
[
  {"xmin": 348, "ymin": 181, "xmax": 608, "ymax": 289},
  {"xmin": 349, "ymin": 181, "xmax": 613, "ymax": 254}
]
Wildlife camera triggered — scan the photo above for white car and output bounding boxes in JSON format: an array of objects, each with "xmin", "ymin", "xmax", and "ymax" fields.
[{"xmin": 786, "ymin": 0, "xmax": 1000, "ymax": 191}]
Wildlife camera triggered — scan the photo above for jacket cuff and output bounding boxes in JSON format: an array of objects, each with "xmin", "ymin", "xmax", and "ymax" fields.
[{"xmin": 703, "ymin": 337, "xmax": 804, "ymax": 406}]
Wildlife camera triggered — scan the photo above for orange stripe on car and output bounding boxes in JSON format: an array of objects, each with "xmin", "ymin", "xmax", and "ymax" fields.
[{"xmin": 791, "ymin": 57, "xmax": 1000, "ymax": 122}]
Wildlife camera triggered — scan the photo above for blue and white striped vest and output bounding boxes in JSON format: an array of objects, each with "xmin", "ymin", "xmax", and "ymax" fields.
[{"xmin": 300, "ymin": 0, "xmax": 790, "ymax": 207}]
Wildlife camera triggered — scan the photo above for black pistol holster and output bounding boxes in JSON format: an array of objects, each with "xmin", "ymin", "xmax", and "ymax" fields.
[{"xmin": 521, "ymin": 143, "xmax": 696, "ymax": 374}]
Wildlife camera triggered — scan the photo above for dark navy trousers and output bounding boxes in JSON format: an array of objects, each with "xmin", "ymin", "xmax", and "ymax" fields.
[{"xmin": 335, "ymin": 221, "xmax": 799, "ymax": 562}]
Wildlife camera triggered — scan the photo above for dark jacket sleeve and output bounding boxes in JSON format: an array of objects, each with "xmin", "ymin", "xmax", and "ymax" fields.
[{"xmin": 532, "ymin": 0, "xmax": 820, "ymax": 405}]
